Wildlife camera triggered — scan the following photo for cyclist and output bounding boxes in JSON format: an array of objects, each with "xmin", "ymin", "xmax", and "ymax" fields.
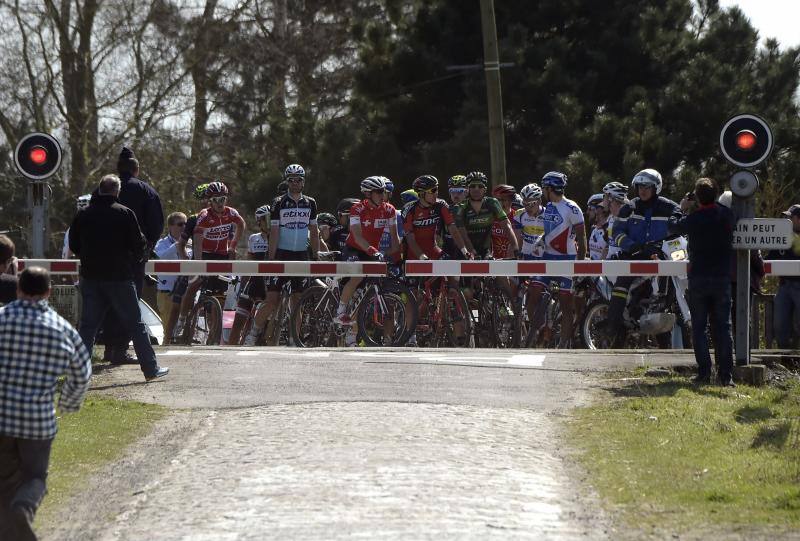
[
  {"xmin": 333, "ymin": 176, "xmax": 399, "ymax": 326},
  {"xmin": 379, "ymin": 179, "xmax": 404, "ymax": 258},
  {"xmin": 227, "ymin": 205, "xmax": 271, "ymax": 345},
  {"xmin": 514, "ymin": 183, "xmax": 546, "ymax": 319},
  {"xmin": 328, "ymin": 198, "xmax": 359, "ymax": 257},
  {"xmin": 528, "ymin": 171, "xmax": 586, "ymax": 349},
  {"xmin": 400, "ymin": 189, "xmax": 419, "ymax": 206},
  {"xmin": 456, "ymin": 171, "xmax": 517, "ymax": 259},
  {"xmin": 490, "ymin": 184, "xmax": 519, "ymax": 260},
  {"xmin": 176, "ymin": 181, "xmax": 246, "ymax": 335},
  {"xmin": 403, "ymin": 175, "xmax": 469, "ymax": 261},
  {"xmin": 245, "ymin": 164, "xmax": 319, "ymax": 345},
  {"xmin": 606, "ymin": 168, "xmax": 680, "ymax": 347},
  {"xmin": 442, "ymin": 175, "xmax": 467, "ymax": 260},
  {"xmin": 602, "ymin": 182, "xmax": 629, "ymax": 260},
  {"xmin": 586, "ymin": 194, "xmax": 607, "ymax": 260}
]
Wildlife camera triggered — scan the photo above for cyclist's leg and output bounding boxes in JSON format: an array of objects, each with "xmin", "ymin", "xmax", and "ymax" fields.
[
  {"xmin": 607, "ymin": 275, "xmax": 634, "ymax": 343},
  {"xmin": 557, "ymin": 276, "xmax": 575, "ymax": 349},
  {"xmin": 228, "ymin": 277, "xmax": 261, "ymax": 345}
]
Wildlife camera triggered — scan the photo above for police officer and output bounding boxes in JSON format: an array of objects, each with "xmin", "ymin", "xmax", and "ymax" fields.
[{"xmin": 606, "ymin": 169, "xmax": 680, "ymax": 348}]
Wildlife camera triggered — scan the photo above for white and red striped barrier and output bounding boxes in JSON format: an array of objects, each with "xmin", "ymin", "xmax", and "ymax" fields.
[
  {"xmin": 17, "ymin": 259, "xmax": 387, "ymax": 277},
  {"xmin": 17, "ymin": 259, "xmax": 800, "ymax": 277}
]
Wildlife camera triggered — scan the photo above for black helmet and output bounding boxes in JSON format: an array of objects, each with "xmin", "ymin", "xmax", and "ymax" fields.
[
  {"xmin": 336, "ymin": 197, "xmax": 360, "ymax": 215},
  {"xmin": 317, "ymin": 212, "xmax": 338, "ymax": 227},
  {"xmin": 277, "ymin": 180, "xmax": 289, "ymax": 196},
  {"xmin": 412, "ymin": 174, "xmax": 439, "ymax": 192}
]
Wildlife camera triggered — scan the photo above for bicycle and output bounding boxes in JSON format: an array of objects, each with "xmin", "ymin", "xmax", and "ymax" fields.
[
  {"xmin": 179, "ymin": 275, "xmax": 232, "ymax": 345},
  {"xmin": 411, "ymin": 275, "xmax": 472, "ymax": 348}
]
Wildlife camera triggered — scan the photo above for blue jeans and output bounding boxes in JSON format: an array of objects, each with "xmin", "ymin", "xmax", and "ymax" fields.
[
  {"xmin": 688, "ymin": 277, "xmax": 733, "ymax": 379},
  {"xmin": 774, "ymin": 281, "xmax": 800, "ymax": 349},
  {"xmin": 79, "ymin": 278, "xmax": 158, "ymax": 376}
]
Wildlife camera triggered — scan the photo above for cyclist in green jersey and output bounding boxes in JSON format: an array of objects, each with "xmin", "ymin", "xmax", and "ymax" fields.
[{"xmin": 456, "ymin": 171, "xmax": 518, "ymax": 259}]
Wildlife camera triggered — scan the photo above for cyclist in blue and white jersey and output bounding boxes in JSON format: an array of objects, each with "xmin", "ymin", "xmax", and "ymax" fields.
[
  {"xmin": 602, "ymin": 182, "xmax": 629, "ymax": 260},
  {"xmin": 586, "ymin": 193, "xmax": 607, "ymax": 260},
  {"xmin": 528, "ymin": 171, "xmax": 586, "ymax": 348},
  {"xmin": 514, "ymin": 183, "xmax": 546, "ymax": 319}
]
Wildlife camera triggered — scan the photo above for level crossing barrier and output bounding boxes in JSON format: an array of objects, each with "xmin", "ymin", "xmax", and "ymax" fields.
[{"xmin": 16, "ymin": 259, "xmax": 800, "ymax": 277}]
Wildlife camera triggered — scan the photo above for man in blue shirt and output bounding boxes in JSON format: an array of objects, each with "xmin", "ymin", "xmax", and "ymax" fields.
[
  {"xmin": 0, "ymin": 267, "xmax": 91, "ymax": 540},
  {"xmin": 669, "ymin": 178, "xmax": 736, "ymax": 386}
]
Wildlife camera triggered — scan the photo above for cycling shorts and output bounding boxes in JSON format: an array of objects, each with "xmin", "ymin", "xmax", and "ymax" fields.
[
  {"xmin": 267, "ymin": 249, "xmax": 310, "ymax": 293},
  {"xmin": 532, "ymin": 253, "xmax": 575, "ymax": 293}
]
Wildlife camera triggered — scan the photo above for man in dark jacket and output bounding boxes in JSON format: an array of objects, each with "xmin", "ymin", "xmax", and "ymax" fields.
[
  {"xmin": 102, "ymin": 146, "xmax": 165, "ymax": 364},
  {"xmin": 70, "ymin": 174, "xmax": 168, "ymax": 382},
  {"xmin": 669, "ymin": 178, "xmax": 736, "ymax": 386},
  {"xmin": 0, "ymin": 234, "xmax": 17, "ymax": 304}
]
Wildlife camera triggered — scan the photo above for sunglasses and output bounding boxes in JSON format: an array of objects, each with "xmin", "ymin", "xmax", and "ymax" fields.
[
  {"xmin": 210, "ymin": 196, "xmax": 227, "ymax": 204},
  {"xmin": 524, "ymin": 199, "xmax": 539, "ymax": 205},
  {"xmin": 419, "ymin": 187, "xmax": 439, "ymax": 195},
  {"xmin": 468, "ymin": 184, "xmax": 486, "ymax": 189},
  {"xmin": 449, "ymin": 188, "xmax": 467, "ymax": 194}
]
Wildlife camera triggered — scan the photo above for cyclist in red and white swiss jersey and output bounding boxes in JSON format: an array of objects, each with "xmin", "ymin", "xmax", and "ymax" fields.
[{"xmin": 334, "ymin": 176, "xmax": 399, "ymax": 325}]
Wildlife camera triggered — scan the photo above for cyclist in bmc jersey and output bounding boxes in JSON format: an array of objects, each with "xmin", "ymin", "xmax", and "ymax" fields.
[
  {"xmin": 333, "ymin": 176, "xmax": 399, "ymax": 326},
  {"xmin": 176, "ymin": 181, "xmax": 245, "ymax": 334},
  {"xmin": 403, "ymin": 175, "xmax": 469, "ymax": 261},
  {"xmin": 227, "ymin": 205, "xmax": 271, "ymax": 345},
  {"xmin": 456, "ymin": 171, "xmax": 517, "ymax": 259},
  {"xmin": 529, "ymin": 171, "xmax": 586, "ymax": 348},
  {"xmin": 245, "ymin": 164, "xmax": 318, "ymax": 345}
]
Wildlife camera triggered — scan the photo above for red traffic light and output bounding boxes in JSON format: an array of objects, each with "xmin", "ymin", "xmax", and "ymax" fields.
[
  {"xmin": 735, "ymin": 130, "xmax": 757, "ymax": 151},
  {"xmin": 29, "ymin": 146, "xmax": 47, "ymax": 165}
]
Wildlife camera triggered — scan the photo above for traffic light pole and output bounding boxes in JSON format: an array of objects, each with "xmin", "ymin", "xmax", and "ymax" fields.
[
  {"xmin": 27, "ymin": 181, "xmax": 50, "ymax": 258},
  {"xmin": 732, "ymin": 193, "xmax": 754, "ymax": 365},
  {"xmin": 479, "ymin": 0, "xmax": 507, "ymax": 188}
]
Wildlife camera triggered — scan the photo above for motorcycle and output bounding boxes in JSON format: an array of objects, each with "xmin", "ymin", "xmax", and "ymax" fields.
[{"xmin": 581, "ymin": 235, "xmax": 692, "ymax": 349}]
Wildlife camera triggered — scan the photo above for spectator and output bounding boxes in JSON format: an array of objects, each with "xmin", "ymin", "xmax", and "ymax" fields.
[
  {"xmin": 154, "ymin": 212, "xmax": 187, "ymax": 342},
  {"xmin": 768, "ymin": 204, "xmax": 800, "ymax": 348},
  {"xmin": 101, "ymin": 146, "xmax": 165, "ymax": 364},
  {"xmin": 670, "ymin": 177, "xmax": 736, "ymax": 386},
  {"xmin": 69, "ymin": 174, "xmax": 169, "ymax": 382},
  {"xmin": 0, "ymin": 234, "xmax": 17, "ymax": 304},
  {"xmin": 0, "ymin": 267, "xmax": 91, "ymax": 540}
]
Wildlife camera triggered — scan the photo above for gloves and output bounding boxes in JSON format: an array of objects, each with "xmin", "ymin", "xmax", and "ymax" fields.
[{"xmin": 372, "ymin": 252, "xmax": 386, "ymax": 262}]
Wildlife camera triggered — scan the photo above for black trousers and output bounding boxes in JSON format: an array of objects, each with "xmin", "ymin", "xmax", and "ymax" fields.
[
  {"xmin": 102, "ymin": 261, "xmax": 145, "ymax": 353},
  {"xmin": 0, "ymin": 434, "xmax": 52, "ymax": 530}
]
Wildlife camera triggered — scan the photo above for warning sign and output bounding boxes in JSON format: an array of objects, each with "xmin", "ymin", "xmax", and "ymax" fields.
[{"xmin": 733, "ymin": 219, "xmax": 793, "ymax": 250}]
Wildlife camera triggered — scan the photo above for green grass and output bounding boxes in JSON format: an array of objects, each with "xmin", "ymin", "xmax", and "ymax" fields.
[
  {"xmin": 36, "ymin": 396, "xmax": 166, "ymax": 525},
  {"xmin": 569, "ymin": 376, "xmax": 800, "ymax": 533}
]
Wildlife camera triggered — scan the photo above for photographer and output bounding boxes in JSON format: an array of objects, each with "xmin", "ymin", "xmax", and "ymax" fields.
[{"xmin": 669, "ymin": 178, "xmax": 736, "ymax": 386}]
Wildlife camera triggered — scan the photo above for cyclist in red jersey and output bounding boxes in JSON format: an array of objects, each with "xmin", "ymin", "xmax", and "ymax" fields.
[
  {"xmin": 491, "ymin": 184, "xmax": 519, "ymax": 259},
  {"xmin": 334, "ymin": 176, "xmax": 399, "ymax": 325},
  {"xmin": 176, "ymin": 181, "xmax": 245, "ymax": 332},
  {"xmin": 403, "ymin": 175, "xmax": 469, "ymax": 260}
]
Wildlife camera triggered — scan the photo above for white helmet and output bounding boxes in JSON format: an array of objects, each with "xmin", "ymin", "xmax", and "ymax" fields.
[
  {"xmin": 605, "ymin": 184, "xmax": 629, "ymax": 203},
  {"xmin": 631, "ymin": 168, "xmax": 663, "ymax": 194},
  {"xmin": 284, "ymin": 164, "xmax": 305, "ymax": 179},
  {"xmin": 76, "ymin": 194, "xmax": 91, "ymax": 210},
  {"xmin": 717, "ymin": 190, "xmax": 732, "ymax": 209},
  {"xmin": 360, "ymin": 175, "xmax": 387, "ymax": 194},
  {"xmin": 520, "ymin": 183, "xmax": 542, "ymax": 200},
  {"xmin": 255, "ymin": 205, "xmax": 270, "ymax": 220},
  {"xmin": 587, "ymin": 193, "xmax": 604, "ymax": 208}
]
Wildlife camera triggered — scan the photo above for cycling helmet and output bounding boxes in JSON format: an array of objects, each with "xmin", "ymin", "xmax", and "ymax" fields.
[
  {"xmin": 512, "ymin": 193, "xmax": 524, "ymax": 210},
  {"xmin": 465, "ymin": 171, "xmax": 488, "ymax": 187},
  {"xmin": 587, "ymin": 193, "xmax": 604, "ymax": 208},
  {"xmin": 602, "ymin": 181, "xmax": 627, "ymax": 195},
  {"xmin": 384, "ymin": 180, "xmax": 395, "ymax": 193},
  {"xmin": 76, "ymin": 194, "xmax": 91, "ymax": 210},
  {"xmin": 520, "ymin": 183, "xmax": 543, "ymax": 200},
  {"xmin": 631, "ymin": 168, "xmax": 663, "ymax": 194},
  {"xmin": 317, "ymin": 212, "xmax": 338, "ymax": 227},
  {"xmin": 206, "ymin": 181, "xmax": 229, "ymax": 197},
  {"xmin": 412, "ymin": 175, "xmax": 439, "ymax": 192},
  {"xmin": 277, "ymin": 180, "xmax": 288, "ymax": 196},
  {"xmin": 448, "ymin": 175, "xmax": 467, "ymax": 189},
  {"xmin": 541, "ymin": 171, "xmax": 568, "ymax": 190},
  {"xmin": 193, "ymin": 183, "xmax": 209, "ymax": 200},
  {"xmin": 401, "ymin": 189, "xmax": 419, "ymax": 205},
  {"xmin": 255, "ymin": 205, "xmax": 270, "ymax": 221},
  {"xmin": 284, "ymin": 163, "xmax": 305, "ymax": 179},
  {"xmin": 491, "ymin": 184, "xmax": 516, "ymax": 198},
  {"xmin": 336, "ymin": 197, "xmax": 360, "ymax": 214},
  {"xmin": 360, "ymin": 175, "xmax": 387, "ymax": 194}
]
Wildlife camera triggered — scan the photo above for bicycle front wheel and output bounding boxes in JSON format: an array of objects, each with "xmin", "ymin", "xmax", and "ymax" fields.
[
  {"xmin": 186, "ymin": 295, "xmax": 223, "ymax": 345},
  {"xmin": 291, "ymin": 286, "xmax": 338, "ymax": 347},
  {"xmin": 357, "ymin": 291, "xmax": 414, "ymax": 347},
  {"xmin": 442, "ymin": 287, "xmax": 473, "ymax": 348}
]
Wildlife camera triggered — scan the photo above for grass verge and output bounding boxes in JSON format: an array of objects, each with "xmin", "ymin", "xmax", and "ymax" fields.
[
  {"xmin": 569, "ymin": 375, "xmax": 800, "ymax": 534},
  {"xmin": 36, "ymin": 396, "xmax": 166, "ymax": 525}
]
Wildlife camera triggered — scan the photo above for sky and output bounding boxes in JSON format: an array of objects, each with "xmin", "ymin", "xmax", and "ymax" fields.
[{"xmin": 720, "ymin": 0, "xmax": 800, "ymax": 48}]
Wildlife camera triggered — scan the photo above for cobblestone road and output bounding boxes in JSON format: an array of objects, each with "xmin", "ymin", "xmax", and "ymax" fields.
[{"xmin": 96, "ymin": 403, "xmax": 603, "ymax": 541}]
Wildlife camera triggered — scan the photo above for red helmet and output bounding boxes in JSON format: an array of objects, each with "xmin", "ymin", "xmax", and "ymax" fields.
[
  {"xmin": 492, "ymin": 184, "xmax": 516, "ymax": 198},
  {"xmin": 206, "ymin": 181, "xmax": 229, "ymax": 197}
]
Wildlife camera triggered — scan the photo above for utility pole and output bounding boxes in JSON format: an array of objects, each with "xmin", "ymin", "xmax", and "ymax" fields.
[{"xmin": 479, "ymin": 0, "xmax": 507, "ymax": 187}]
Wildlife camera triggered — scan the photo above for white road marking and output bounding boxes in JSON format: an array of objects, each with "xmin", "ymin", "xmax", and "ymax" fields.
[{"xmin": 162, "ymin": 350, "xmax": 222, "ymax": 356}]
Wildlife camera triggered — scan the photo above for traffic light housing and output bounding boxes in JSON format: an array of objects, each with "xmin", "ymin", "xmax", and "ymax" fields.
[
  {"xmin": 719, "ymin": 114, "xmax": 773, "ymax": 169},
  {"xmin": 14, "ymin": 132, "xmax": 63, "ymax": 180}
]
